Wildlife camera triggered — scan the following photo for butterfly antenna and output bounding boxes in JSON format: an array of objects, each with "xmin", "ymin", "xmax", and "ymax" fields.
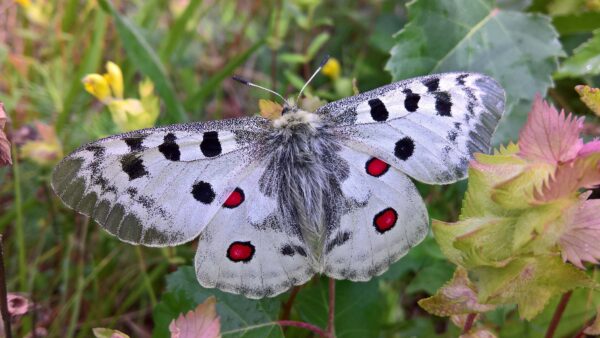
[
  {"xmin": 232, "ymin": 75, "xmax": 290, "ymax": 106},
  {"xmin": 296, "ymin": 54, "xmax": 330, "ymax": 103}
]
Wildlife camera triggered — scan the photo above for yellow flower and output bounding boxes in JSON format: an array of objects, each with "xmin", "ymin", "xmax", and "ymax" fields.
[
  {"xmin": 83, "ymin": 62, "xmax": 160, "ymax": 132},
  {"xmin": 104, "ymin": 61, "xmax": 124, "ymax": 99},
  {"xmin": 322, "ymin": 57, "xmax": 341, "ymax": 80},
  {"xmin": 83, "ymin": 74, "xmax": 111, "ymax": 102},
  {"xmin": 14, "ymin": 0, "xmax": 51, "ymax": 26}
]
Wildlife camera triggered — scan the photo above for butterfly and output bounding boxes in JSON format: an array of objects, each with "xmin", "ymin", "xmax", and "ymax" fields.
[{"xmin": 52, "ymin": 64, "xmax": 505, "ymax": 299}]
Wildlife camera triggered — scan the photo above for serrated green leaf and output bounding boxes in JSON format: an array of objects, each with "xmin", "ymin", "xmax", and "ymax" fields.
[
  {"xmin": 576, "ymin": 85, "xmax": 600, "ymax": 115},
  {"xmin": 385, "ymin": 0, "xmax": 564, "ymax": 143},
  {"xmin": 556, "ymin": 29, "xmax": 600, "ymax": 78},
  {"xmin": 472, "ymin": 255, "xmax": 597, "ymax": 320},
  {"xmin": 97, "ymin": 0, "xmax": 188, "ymax": 124},
  {"xmin": 152, "ymin": 267, "xmax": 284, "ymax": 338},
  {"xmin": 294, "ymin": 278, "xmax": 385, "ymax": 338}
]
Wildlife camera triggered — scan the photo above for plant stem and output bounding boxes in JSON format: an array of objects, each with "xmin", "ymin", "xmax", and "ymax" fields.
[
  {"xmin": 328, "ymin": 278, "xmax": 336, "ymax": 338},
  {"xmin": 463, "ymin": 313, "xmax": 476, "ymax": 333},
  {"xmin": 11, "ymin": 144, "xmax": 26, "ymax": 291},
  {"xmin": 277, "ymin": 320, "xmax": 328, "ymax": 337},
  {"xmin": 545, "ymin": 291, "xmax": 573, "ymax": 338},
  {"xmin": 0, "ymin": 236, "xmax": 13, "ymax": 338},
  {"xmin": 280, "ymin": 286, "xmax": 301, "ymax": 321}
]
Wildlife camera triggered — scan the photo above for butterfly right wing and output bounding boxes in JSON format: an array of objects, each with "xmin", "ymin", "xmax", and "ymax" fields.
[
  {"xmin": 52, "ymin": 117, "xmax": 270, "ymax": 247},
  {"xmin": 195, "ymin": 157, "xmax": 315, "ymax": 299}
]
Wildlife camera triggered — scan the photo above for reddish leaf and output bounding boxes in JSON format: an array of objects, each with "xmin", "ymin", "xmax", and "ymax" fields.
[
  {"xmin": 518, "ymin": 95, "xmax": 583, "ymax": 164},
  {"xmin": 169, "ymin": 296, "xmax": 221, "ymax": 338}
]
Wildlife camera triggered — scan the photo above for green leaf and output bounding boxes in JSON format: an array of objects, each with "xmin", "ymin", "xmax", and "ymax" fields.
[
  {"xmin": 294, "ymin": 278, "xmax": 385, "ymax": 338},
  {"xmin": 472, "ymin": 255, "xmax": 597, "ymax": 320},
  {"xmin": 576, "ymin": 85, "xmax": 600, "ymax": 115},
  {"xmin": 159, "ymin": 0, "xmax": 204, "ymax": 61},
  {"xmin": 305, "ymin": 32, "xmax": 330, "ymax": 60},
  {"xmin": 552, "ymin": 12, "xmax": 600, "ymax": 35},
  {"xmin": 278, "ymin": 53, "xmax": 308, "ymax": 65},
  {"xmin": 556, "ymin": 29, "xmax": 600, "ymax": 78},
  {"xmin": 97, "ymin": 0, "xmax": 187, "ymax": 124},
  {"xmin": 385, "ymin": 0, "xmax": 564, "ymax": 143},
  {"xmin": 405, "ymin": 260, "xmax": 454, "ymax": 295},
  {"xmin": 152, "ymin": 267, "xmax": 284, "ymax": 338}
]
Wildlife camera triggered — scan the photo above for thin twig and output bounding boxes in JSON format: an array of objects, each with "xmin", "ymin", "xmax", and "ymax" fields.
[
  {"xmin": 0, "ymin": 236, "xmax": 13, "ymax": 338},
  {"xmin": 280, "ymin": 286, "xmax": 301, "ymax": 321},
  {"xmin": 545, "ymin": 291, "xmax": 573, "ymax": 338},
  {"xmin": 327, "ymin": 278, "xmax": 335, "ymax": 338},
  {"xmin": 573, "ymin": 317, "xmax": 595, "ymax": 338},
  {"xmin": 463, "ymin": 313, "xmax": 476, "ymax": 334},
  {"xmin": 278, "ymin": 320, "xmax": 328, "ymax": 337}
]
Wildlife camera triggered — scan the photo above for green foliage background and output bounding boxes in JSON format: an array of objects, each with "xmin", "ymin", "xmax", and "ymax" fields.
[{"xmin": 1, "ymin": 0, "xmax": 600, "ymax": 337}]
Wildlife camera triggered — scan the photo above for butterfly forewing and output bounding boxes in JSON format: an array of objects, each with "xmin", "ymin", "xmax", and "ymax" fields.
[
  {"xmin": 318, "ymin": 73, "xmax": 505, "ymax": 184},
  {"xmin": 52, "ymin": 117, "xmax": 270, "ymax": 246}
]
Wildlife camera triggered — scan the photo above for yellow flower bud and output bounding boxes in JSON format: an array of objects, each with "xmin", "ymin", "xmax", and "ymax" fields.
[
  {"xmin": 322, "ymin": 57, "xmax": 341, "ymax": 80},
  {"xmin": 108, "ymin": 98, "xmax": 158, "ymax": 132},
  {"xmin": 138, "ymin": 78, "xmax": 155, "ymax": 99},
  {"xmin": 82, "ymin": 74, "xmax": 111, "ymax": 102},
  {"xmin": 258, "ymin": 99, "xmax": 283, "ymax": 120},
  {"xmin": 104, "ymin": 61, "xmax": 124, "ymax": 99}
]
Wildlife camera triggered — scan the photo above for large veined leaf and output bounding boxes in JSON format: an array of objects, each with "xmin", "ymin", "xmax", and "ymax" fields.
[
  {"xmin": 385, "ymin": 0, "xmax": 564, "ymax": 143},
  {"xmin": 153, "ymin": 267, "xmax": 284, "ymax": 338},
  {"xmin": 294, "ymin": 278, "xmax": 385, "ymax": 338}
]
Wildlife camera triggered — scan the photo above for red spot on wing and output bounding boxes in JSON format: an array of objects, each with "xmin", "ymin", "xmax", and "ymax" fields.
[
  {"xmin": 227, "ymin": 241, "xmax": 255, "ymax": 262},
  {"xmin": 365, "ymin": 157, "xmax": 390, "ymax": 177},
  {"xmin": 373, "ymin": 208, "xmax": 398, "ymax": 233},
  {"xmin": 223, "ymin": 188, "xmax": 245, "ymax": 208}
]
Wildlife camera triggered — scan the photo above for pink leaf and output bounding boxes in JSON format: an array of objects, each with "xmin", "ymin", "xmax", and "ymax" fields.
[
  {"xmin": 169, "ymin": 297, "xmax": 221, "ymax": 338},
  {"xmin": 519, "ymin": 95, "xmax": 583, "ymax": 164},
  {"xmin": 534, "ymin": 153, "xmax": 600, "ymax": 202},
  {"xmin": 559, "ymin": 199, "xmax": 600, "ymax": 269}
]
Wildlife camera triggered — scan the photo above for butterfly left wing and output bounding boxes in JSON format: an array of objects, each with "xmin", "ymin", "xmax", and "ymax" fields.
[
  {"xmin": 195, "ymin": 157, "xmax": 315, "ymax": 299},
  {"xmin": 322, "ymin": 146, "xmax": 428, "ymax": 280},
  {"xmin": 316, "ymin": 72, "xmax": 505, "ymax": 184}
]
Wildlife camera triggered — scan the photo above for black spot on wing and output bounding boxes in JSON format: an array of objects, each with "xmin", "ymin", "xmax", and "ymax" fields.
[
  {"xmin": 394, "ymin": 137, "xmax": 415, "ymax": 161},
  {"xmin": 124, "ymin": 137, "xmax": 145, "ymax": 152},
  {"xmin": 403, "ymin": 89, "xmax": 420, "ymax": 112},
  {"xmin": 368, "ymin": 98, "xmax": 389, "ymax": 122},
  {"xmin": 200, "ymin": 131, "xmax": 222, "ymax": 157},
  {"xmin": 423, "ymin": 77, "xmax": 439, "ymax": 92},
  {"xmin": 435, "ymin": 91, "xmax": 453, "ymax": 116},
  {"xmin": 158, "ymin": 133, "xmax": 181, "ymax": 161},
  {"xmin": 191, "ymin": 180, "xmax": 215, "ymax": 204},
  {"xmin": 120, "ymin": 154, "xmax": 148, "ymax": 180},
  {"xmin": 281, "ymin": 244, "xmax": 308, "ymax": 257},
  {"xmin": 456, "ymin": 73, "xmax": 469, "ymax": 85},
  {"xmin": 325, "ymin": 231, "xmax": 351, "ymax": 253}
]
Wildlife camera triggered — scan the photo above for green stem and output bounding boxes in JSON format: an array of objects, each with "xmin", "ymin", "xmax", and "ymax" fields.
[
  {"xmin": 11, "ymin": 144, "xmax": 26, "ymax": 291},
  {"xmin": 135, "ymin": 246, "xmax": 157, "ymax": 306}
]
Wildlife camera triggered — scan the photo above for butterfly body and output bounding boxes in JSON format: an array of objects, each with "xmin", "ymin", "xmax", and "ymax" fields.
[{"xmin": 53, "ymin": 72, "xmax": 505, "ymax": 298}]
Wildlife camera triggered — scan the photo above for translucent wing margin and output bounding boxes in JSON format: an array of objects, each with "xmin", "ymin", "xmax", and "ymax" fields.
[
  {"xmin": 52, "ymin": 117, "xmax": 270, "ymax": 246},
  {"xmin": 316, "ymin": 73, "xmax": 505, "ymax": 184}
]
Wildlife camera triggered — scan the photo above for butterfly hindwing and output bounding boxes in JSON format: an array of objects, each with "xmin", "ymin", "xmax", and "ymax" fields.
[
  {"xmin": 322, "ymin": 146, "xmax": 428, "ymax": 280},
  {"xmin": 318, "ymin": 73, "xmax": 505, "ymax": 184},
  {"xmin": 195, "ymin": 158, "xmax": 315, "ymax": 299},
  {"xmin": 52, "ymin": 117, "xmax": 270, "ymax": 246}
]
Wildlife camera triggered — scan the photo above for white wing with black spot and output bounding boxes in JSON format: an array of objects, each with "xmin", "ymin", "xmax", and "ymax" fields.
[
  {"xmin": 195, "ymin": 158, "xmax": 315, "ymax": 299},
  {"xmin": 322, "ymin": 146, "xmax": 428, "ymax": 280},
  {"xmin": 52, "ymin": 117, "xmax": 270, "ymax": 246},
  {"xmin": 317, "ymin": 73, "xmax": 505, "ymax": 184}
]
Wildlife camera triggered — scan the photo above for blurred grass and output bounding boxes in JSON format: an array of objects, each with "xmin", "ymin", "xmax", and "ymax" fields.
[{"xmin": 1, "ymin": 0, "xmax": 599, "ymax": 337}]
